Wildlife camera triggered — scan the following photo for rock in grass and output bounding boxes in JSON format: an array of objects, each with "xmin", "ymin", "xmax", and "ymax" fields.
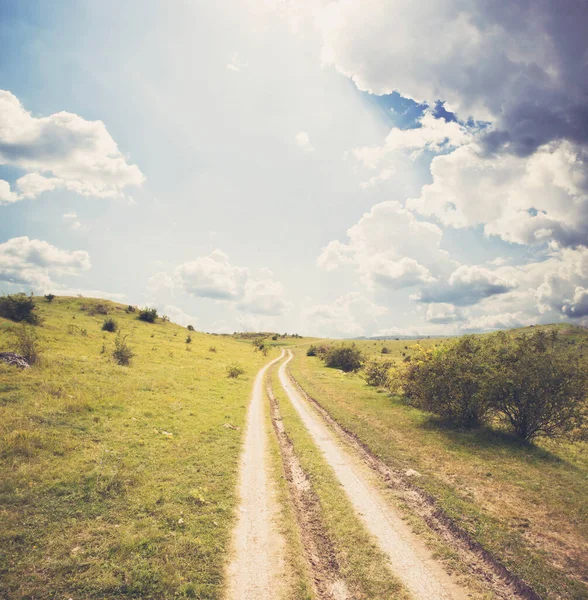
[{"xmin": 0, "ymin": 352, "xmax": 30, "ymax": 369}]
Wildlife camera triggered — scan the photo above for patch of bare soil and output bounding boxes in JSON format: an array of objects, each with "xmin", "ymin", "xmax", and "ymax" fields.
[
  {"xmin": 226, "ymin": 352, "xmax": 286, "ymax": 600},
  {"xmin": 267, "ymin": 381, "xmax": 351, "ymax": 600},
  {"xmin": 286, "ymin": 354, "xmax": 541, "ymax": 600}
]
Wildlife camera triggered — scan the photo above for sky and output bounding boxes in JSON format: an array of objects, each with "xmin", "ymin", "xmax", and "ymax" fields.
[{"xmin": 1, "ymin": 0, "xmax": 588, "ymax": 337}]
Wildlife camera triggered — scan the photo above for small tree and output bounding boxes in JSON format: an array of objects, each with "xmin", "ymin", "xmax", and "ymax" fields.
[
  {"xmin": 488, "ymin": 330, "xmax": 588, "ymax": 441},
  {"xmin": 112, "ymin": 333, "xmax": 134, "ymax": 366},
  {"xmin": 0, "ymin": 293, "xmax": 39, "ymax": 324},
  {"xmin": 306, "ymin": 345, "xmax": 317, "ymax": 357},
  {"xmin": 44, "ymin": 293, "xmax": 56, "ymax": 303},
  {"xmin": 323, "ymin": 345, "xmax": 363, "ymax": 372},
  {"xmin": 138, "ymin": 307, "xmax": 158, "ymax": 323},
  {"xmin": 10, "ymin": 323, "xmax": 42, "ymax": 365},
  {"xmin": 401, "ymin": 337, "xmax": 492, "ymax": 428},
  {"xmin": 102, "ymin": 318, "xmax": 118, "ymax": 333},
  {"xmin": 362, "ymin": 358, "xmax": 392, "ymax": 388},
  {"xmin": 187, "ymin": 325, "xmax": 195, "ymax": 331}
]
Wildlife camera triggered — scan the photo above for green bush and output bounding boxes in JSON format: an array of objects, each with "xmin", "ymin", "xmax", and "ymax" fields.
[
  {"xmin": 362, "ymin": 358, "xmax": 392, "ymax": 388},
  {"xmin": 187, "ymin": 325, "xmax": 195, "ymax": 331},
  {"xmin": 381, "ymin": 346, "xmax": 390, "ymax": 354},
  {"xmin": 102, "ymin": 318, "xmax": 118, "ymax": 333},
  {"xmin": 138, "ymin": 307, "xmax": 158, "ymax": 323},
  {"xmin": 227, "ymin": 364, "xmax": 245, "ymax": 378},
  {"xmin": 306, "ymin": 345, "xmax": 317, "ymax": 357},
  {"xmin": 323, "ymin": 345, "xmax": 363, "ymax": 373},
  {"xmin": 10, "ymin": 323, "xmax": 42, "ymax": 365},
  {"xmin": 0, "ymin": 293, "xmax": 39, "ymax": 324},
  {"xmin": 186, "ymin": 335, "xmax": 192, "ymax": 344},
  {"xmin": 44, "ymin": 293, "xmax": 55, "ymax": 303},
  {"xmin": 488, "ymin": 330, "xmax": 588, "ymax": 440},
  {"xmin": 401, "ymin": 337, "xmax": 491, "ymax": 428},
  {"xmin": 112, "ymin": 333, "xmax": 134, "ymax": 366}
]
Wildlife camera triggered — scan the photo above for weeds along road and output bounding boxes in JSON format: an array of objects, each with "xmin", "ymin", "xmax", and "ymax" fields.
[
  {"xmin": 226, "ymin": 350, "xmax": 286, "ymax": 600},
  {"xmin": 278, "ymin": 350, "xmax": 468, "ymax": 600}
]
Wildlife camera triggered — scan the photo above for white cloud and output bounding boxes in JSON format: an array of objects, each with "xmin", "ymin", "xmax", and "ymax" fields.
[
  {"xmin": 304, "ymin": 292, "xmax": 387, "ymax": 338},
  {"xmin": 0, "ymin": 180, "xmax": 18, "ymax": 204},
  {"xmin": 353, "ymin": 110, "xmax": 471, "ymax": 171},
  {"xmin": 295, "ymin": 131, "xmax": 314, "ymax": 152},
  {"xmin": 149, "ymin": 250, "xmax": 289, "ymax": 317},
  {"xmin": 318, "ymin": 201, "xmax": 451, "ymax": 289},
  {"xmin": 416, "ymin": 265, "xmax": 518, "ymax": 306},
  {"xmin": 160, "ymin": 304, "xmax": 198, "ymax": 327},
  {"xmin": 0, "ymin": 90, "xmax": 145, "ymax": 202},
  {"xmin": 175, "ymin": 250, "xmax": 249, "ymax": 301},
  {"xmin": 408, "ymin": 140, "xmax": 588, "ymax": 248},
  {"xmin": 316, "ymin": 1, "xmax": 588, "ymax": 156},
  {"xmin": 0, "ymin": 236, "xmax": 91, "ymax": 292},
  {"xmin": 63, "ymin": 212, "xmax": 77, "ymax": 219},
  {"xmin": 425, "ymin": 303, "xmax": 465, "ymax": 324}
]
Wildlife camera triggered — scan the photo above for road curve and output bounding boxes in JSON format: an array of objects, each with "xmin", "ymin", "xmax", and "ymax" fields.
[
  {"xmin": 278, "ymin": 350, "xmax": 469, "ymax": 600},
  {"xmin": 226, "ymin": 350, "xmax": 285, "ymax": 600}
]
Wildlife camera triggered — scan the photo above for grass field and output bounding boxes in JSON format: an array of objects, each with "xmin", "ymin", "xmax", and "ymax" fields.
[
  {"xmin": 289, "ymin": 332, "xmax": 588, "ymax": 600},
  {"xmin": 0, "ymin": 296, "xmax": 278, "ymax": 599}
]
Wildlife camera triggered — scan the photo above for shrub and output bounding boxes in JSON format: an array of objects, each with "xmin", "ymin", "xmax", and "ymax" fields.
[
  {"xmin": 272, "ymin": 334, "xmax": 278, "ymax": 341},
  {"xmin": 0, "ymin": 293, "xmax": 39, "ymax": 324},
  {"xmin": 90, "ymin": 302, "xmax": 109, "ymax": 316},
  {"xmin": 186, "ymin": 335, "xmax": 192, "ymax": 344},
  {"xmin": 209, "ymin": 346, "xmax": 217, "ymax": 353},
  {"xmin": 138, "ymin": 307, "xmax": 158, "ymax": 323},
  {"xmin": 381, "ymin": 346, "xmax": 390, "ymax": 354},
  {"xmin": 306, "ymin": 345, "xmax": 317, "ymax": 357},
  {"xmin": 112, "ymin": 333, "xmax": 134, "ymax": 366},
  {"xmin": 44, "ymin": 293, "xmax": 55, "ymax": 303},
  {"xmin": 323, "ymin": 345, "xmax": 363, "ymax": 372},
  {"xmin": 10, "ymin": 323, "xmax": 42, "ymax": 365},
  {"xmin": 401, "ymin": 337, "xmax": 492, "ymax": 428},
  {"xmin": 126, "ymin": 305, "xmax": 136, "ymax": 313},
  {"xmin": 488, "ymin": 330, "xmax": 588, "ymax": 440},
  {"xmin": 187, "ymin": 325, "xmax": 195, "ymax": 331},
  {"xmin": 362, "ymin": 358, "xmax": 392, "ymax": 388},
  {"xmin": 102, "ymin": 318, "xmax": 118, "ymax": 333},
  {"xmin": 227, "ymin": 364, "xmax": 245, "ymax": 378}
]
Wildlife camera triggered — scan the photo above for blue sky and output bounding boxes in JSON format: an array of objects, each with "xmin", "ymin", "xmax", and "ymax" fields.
[{"xmin": 1, "ymin": 0, "xmax": 587, "ymax": 336}]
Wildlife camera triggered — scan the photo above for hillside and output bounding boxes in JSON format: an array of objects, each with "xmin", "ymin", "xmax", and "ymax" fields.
[{"xmin": 0, "ymin": 296, "xmax": 283, "ymax": 598}]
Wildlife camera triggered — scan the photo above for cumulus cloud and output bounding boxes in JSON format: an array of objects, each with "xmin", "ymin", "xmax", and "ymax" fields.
[
  {"xmin": 149, "ymin": 250, "xmax": 289, "ymax": 317},
  {"xmin": 317, "ymin": 0, "xmax": 588, "ymax": 156},
  {"xmin": 304, "ymin": 292, "xmax": 387, "ymax": 337},
  {"xmin": 0, "ymin": 236, "xmax": 91, "ymax": 292},
  {"xmin": 407, "ymin": 140, "xmax": 588, "ymax": 248},
  {"xmin": 318, "ymin": 201, "xmax": 451, "ymax": 289},
  {"xmin": 416, "ymin": 265, "xmax": 518, "ymax": 306},
  {"xmin": 0, "ymin": 90, "xmax": 144, "ymax": 202},
  {"xmin": 0, "ymin": 180, "xmax": 18, "ymax": 204},
  {"xmin": 353, "ymin": 110, "xmax": 471, "ymax": 170},
  {"xmin": 425, "ymin": 303, "xmax": 465, "ymax": 324}
]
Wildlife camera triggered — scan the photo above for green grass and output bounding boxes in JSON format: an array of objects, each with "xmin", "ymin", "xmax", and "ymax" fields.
[
  {"xmin": 289, "ymin": 346, "xmax": 588, "ymax": 600},
  {"xmin": 0, "ymin": 296, "xmax": 280, "ymax": 599},
  {"xmin": 264, "ymin": 376, "xmax": 316, "ymax": 600},
  {"xmin": 268, "ymin": 365, "xmax": 409, "ymax": 600}
]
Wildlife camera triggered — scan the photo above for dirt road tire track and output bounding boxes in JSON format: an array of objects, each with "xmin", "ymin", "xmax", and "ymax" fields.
[
  {"xmin": 226, "ymin": 351, "xmax": 286, "ymax": 600},
  {"xmin": 286, "ymin": 352, "xmax": 542, "ymax": 600},
  {"xmin": 278, "ymin": 350, "xmax": 471, "ymax": 600},
  {"xmin": 267, "ymin": 379, "xmax": 351, "ymax": 600}
]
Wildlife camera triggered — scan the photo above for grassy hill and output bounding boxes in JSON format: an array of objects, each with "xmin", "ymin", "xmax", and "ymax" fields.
[{"xmin": 0, "ymin": 296, "xmax": 284, "ymax": 599}]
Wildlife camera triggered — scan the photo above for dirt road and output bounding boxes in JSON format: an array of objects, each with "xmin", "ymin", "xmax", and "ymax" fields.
[
  {"xmin": 226, "ymin": 351, "xmax": 285, "ymax": 600},
  {"xmin": 278, "ymin": 350, "xmax": 468, "ymax": 600}
]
